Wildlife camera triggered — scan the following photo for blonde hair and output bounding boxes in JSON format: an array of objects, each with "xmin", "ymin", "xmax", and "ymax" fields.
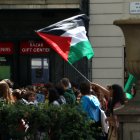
[{"xmin": 0, "ymin": 81, "xmax": 15, "ymax": 104}]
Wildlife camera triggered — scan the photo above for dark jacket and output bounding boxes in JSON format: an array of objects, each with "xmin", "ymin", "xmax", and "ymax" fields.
[{"xmin": 64, "ymin": 88, "xmax": 76, "ymax": 104}]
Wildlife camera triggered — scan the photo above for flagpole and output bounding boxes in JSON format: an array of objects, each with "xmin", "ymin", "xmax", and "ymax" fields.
[{"xmin": 68, "ymin": 61, "xmax": 92, "ymax": 84}]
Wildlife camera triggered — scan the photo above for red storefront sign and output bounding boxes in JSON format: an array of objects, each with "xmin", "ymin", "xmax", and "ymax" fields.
[
  {"xmin": 0, "ymin": 42, "xmax": 14, "ymax": 54},
  {"xmin": 20, "ymin": 41, "xmax": 50, "ymax": 54}
]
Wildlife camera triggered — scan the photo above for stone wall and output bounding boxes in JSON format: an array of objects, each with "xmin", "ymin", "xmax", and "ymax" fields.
[
  {"xmin": 0, "ymin": 0, "xmax": 80, "ymax": 9},
  {"xmin": 89, "ymin": 0, "xmax": 124, "ymax": 86}
]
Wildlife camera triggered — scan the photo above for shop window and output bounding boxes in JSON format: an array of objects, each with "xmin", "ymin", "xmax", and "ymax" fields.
[
  {"xmin": 31, "ymin": 58, "xmax": 49, "ymax": 85},
  {"xmin": 0, "ymin": 57, "xmax": 10, "ymax": 80}
]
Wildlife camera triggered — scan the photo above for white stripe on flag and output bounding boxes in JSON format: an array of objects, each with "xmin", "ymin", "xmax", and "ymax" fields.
[{"xmin": 62, "ymin": 26, "xmax": 88, "ymax": 46}]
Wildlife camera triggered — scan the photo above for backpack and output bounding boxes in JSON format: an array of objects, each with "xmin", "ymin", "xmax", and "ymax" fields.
[{"xmin": 57, "ymin": 98, "xmax": 63, "ymax": 105}]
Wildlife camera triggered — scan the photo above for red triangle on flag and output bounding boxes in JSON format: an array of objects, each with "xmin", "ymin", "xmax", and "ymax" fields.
[{"xmin": 37, "ymin": 32, "xmax": 71, "ymax": 61}]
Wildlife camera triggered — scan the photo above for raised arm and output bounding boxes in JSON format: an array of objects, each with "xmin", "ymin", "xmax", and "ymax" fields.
[{"xmin": 91, "ymin": 82, "xmax": 110, "ymax": 99}]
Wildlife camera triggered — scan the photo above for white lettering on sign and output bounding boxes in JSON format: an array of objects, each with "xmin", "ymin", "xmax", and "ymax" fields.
[
  {"xmin": 29, "ymin": 42, "xmax": 44, "ymax": 47},
  {"xmin": 33, "ymin": 48, "xmax": 50, "ymax": 53},
  {"xmin": 20, "ymin": 41, "xmax": 50, "ymax": 54},
  {"xmin": 0, "ymin": 48, "xmax": 11, "ymax": 52},
  {"xmin": 130, "ymin": 2, "xmax": 140, "ymax": 14},
  {"xmin": 22, "ymin": 48, "xmax": 33, "ymax": 53},
  {"xmin": 21, "ymin": 47, "xmax": 50, "ymax": 53}
]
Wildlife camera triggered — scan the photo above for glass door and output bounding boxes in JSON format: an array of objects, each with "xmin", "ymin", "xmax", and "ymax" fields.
[{"xmin": 31, "ymin": 58, "xmax": 49, "ymax": 85}]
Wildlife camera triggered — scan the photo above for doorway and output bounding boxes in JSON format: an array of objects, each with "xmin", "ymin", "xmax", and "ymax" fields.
[{"xmin": 31, "ymin": 58, "xmax": 49, "ymax": 85}]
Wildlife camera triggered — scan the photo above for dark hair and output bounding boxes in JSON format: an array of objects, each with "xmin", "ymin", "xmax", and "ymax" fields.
[
  {"xmin": 110, "ymin": 84, "xmax": 125, "ymax": 113},
  {"xmin": 48, "ymin": 88, "xmax": 60, "ymax": 104},
  {"xmin": 79, "ymin": 82, "xmax": 90, "ymax": 95},
  {"xmin": 61, "ymin": 78, "xmax": 70, "ymax": 87},
  {"xmin": 71, "ymin": 81, "xmax": 79, "ymax": 89},
  {"xmin": 55, "ymin": 83, "xmax": 65, "ymax": 96},
  {"xmin": 23, "ymin": 91, "xmax": 36, "ymax": 101},
  {"xmin": 45, "ymin": 82, "xmax": 54, "ymax": 89},
  {"xmin": 12, "ymin": 89, "xmax": 22, "ymax": 100}
]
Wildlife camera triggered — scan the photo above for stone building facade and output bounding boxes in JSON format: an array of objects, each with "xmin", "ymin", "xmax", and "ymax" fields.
[
  {"xmin": 89, "ymin": 0, "xmax": 124, "ymax": 86},
  {"xmin": 0, "ymin": 0, "xmax": 125, "ymax": 87}
]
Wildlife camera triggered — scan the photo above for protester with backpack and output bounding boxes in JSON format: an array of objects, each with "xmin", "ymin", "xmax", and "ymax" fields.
[{"xmin": 48, "ymin": 88, "xmax": 64, "ymax": 106}]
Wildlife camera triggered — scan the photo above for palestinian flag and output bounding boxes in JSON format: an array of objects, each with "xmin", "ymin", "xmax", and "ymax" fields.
[{"xmin": 36, "ymin": 14, "xmax": 94, "ymax": 64}]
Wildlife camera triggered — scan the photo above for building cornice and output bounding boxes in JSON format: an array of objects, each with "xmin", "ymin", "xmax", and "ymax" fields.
[{"xmin": 0, "ymin": 0, "xmax": 80, "ymax": 9}]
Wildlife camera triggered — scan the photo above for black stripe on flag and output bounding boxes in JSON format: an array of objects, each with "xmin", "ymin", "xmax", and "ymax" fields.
[{"xmin": 37, "ymin": 14, "xmax": 89, "ymax": 36}]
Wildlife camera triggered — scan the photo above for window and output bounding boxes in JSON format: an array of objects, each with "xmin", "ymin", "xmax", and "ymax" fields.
[{"xmin": 31, "ymin": 58, "xmax": 49, "ymax": 85}]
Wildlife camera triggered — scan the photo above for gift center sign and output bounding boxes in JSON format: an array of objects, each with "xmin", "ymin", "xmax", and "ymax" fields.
[
  {"xmin": 130, "ymin": 2, "xmax": 140, "ymax": 14},
  {"xmin": 0, "ymin": 42, "xmax": 14, "ymax": 54},
  {"xmin": 20, "ymin": 41, "xmax": 50, "ymax": 54}
]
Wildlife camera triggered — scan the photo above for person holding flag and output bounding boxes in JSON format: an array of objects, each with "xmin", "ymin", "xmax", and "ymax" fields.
[{"xmin": 92, "ymin": 82, "xmax": 126, "ymax": 140}]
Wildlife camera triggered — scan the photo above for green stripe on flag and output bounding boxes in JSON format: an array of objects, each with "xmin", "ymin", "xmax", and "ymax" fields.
[
  {"xmin": 124, "ymin": 73, "xmax": 136, "ymax": 100},
  {"xmin": 68, "ymin": 40, "xmax": 94, "ymax": 64},
  {"xmin": 126, "ymin": 92, "xmax": 133, "ymax": 100},
  {"xmin": 124, "ymin": 73, "xmax": 136, "ymax": 93}
]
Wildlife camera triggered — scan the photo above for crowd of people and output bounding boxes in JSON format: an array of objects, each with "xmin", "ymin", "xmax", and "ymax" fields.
[{"xmin": 0, "ymin": 77, "xmax": 127, "ymax": 140}]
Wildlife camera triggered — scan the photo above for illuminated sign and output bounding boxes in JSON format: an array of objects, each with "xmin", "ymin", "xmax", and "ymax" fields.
[
  {"xmin": 0, "ymin": 42, "xmax": 14, "ymax": 54},
  {"xmin": 20, "ymin": 41, "xmax": 50, "ymax": 54}
]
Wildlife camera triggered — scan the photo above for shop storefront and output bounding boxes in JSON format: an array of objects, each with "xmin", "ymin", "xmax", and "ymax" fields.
[
  {"xmin": 0, "ymin": 1, "xmax": 91, "ymax": 87},
  {"xmin": 20, "ymin": 40, "xmax": 50, "ymax": 86}
]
